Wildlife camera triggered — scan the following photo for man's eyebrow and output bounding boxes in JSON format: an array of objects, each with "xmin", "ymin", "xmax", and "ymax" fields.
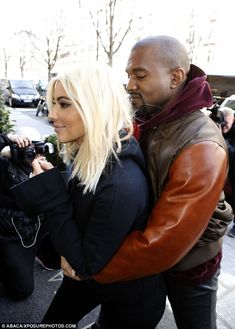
[{"xmin": 126, "ymin": 67, "xmax": 147, "ymax": 74}]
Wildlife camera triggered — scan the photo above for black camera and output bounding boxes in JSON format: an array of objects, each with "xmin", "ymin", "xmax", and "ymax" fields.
[
  {"xmin": 10, "ymin": 141, "xmax": 54, "ymax": 164},
  {"xmin": 209, "ymin": 103, "xmax": 226, "ymax": 127}
]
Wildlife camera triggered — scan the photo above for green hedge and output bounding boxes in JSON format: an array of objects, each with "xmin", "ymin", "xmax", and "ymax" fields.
[
  {"xmin": 44, "ymin": 133, "xmax": 66, "ymax": 171},
  {"xmin": 0, "ymin": 92, "xmax": 14, "ymax": 133}
]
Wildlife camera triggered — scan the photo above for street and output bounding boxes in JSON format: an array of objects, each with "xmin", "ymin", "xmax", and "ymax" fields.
[{"xmin": 8, "ymin": 106, "xmax": 54, "ymax": 139}]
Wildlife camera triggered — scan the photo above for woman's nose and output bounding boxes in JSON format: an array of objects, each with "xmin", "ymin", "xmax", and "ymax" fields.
[
  {"xmin": 48, "ymin": 111, "xmax": 54, "ymax": 122},
  {"xmin": 48, "ymin": 108, "xmax": 57, "ymax": 123}
]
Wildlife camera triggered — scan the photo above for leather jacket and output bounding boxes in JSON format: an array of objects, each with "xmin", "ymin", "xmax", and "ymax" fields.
[{"xmin": 94, "ymin": 110, "xmax": 232, "ymax": 283}]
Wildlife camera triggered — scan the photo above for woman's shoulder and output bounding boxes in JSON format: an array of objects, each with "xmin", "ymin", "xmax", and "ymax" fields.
[
  {"xmin": 119, "ymin": 136, "xmax": 144, "ymax": 163},
  {"xmin": 99, "ymin": 137, "xmax": 148, "ymax": 190}
]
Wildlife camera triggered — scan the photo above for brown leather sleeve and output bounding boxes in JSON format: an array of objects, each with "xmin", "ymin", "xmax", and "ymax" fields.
[{"xmin": 94, "ymin": 142, "xmax": 228, "ymax": 283}]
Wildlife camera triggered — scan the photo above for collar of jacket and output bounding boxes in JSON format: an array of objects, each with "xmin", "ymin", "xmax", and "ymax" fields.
[
  {"xmin": 139, "ymin": 64, "xmax": 213, "ymax": 132},
  {"xmin": 150, "ymin": 114, "xmax": 191, "ymax": 139}
]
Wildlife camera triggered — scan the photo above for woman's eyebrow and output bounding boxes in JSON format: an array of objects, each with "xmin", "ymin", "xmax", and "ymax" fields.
[{"xmin": 54, "ymin": 96, "xmax": 71, "ymax": 101}]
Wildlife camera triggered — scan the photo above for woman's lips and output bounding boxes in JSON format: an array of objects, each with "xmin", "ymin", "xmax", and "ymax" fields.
[{"xmin": 53, "ymin": 125, "xmax": 65, "ymax": 133}]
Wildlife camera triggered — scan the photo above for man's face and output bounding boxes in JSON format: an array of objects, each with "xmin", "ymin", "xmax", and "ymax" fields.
[
  {"xmin": 222, "ymin": 113, "xmax": 234, "ymax": 134},
  {"xmin": 126, "ymin": 46, "xmax": 174, "ymax": 111}
]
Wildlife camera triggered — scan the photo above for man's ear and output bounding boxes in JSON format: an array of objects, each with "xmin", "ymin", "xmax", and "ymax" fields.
[{"xmin": 170, "ymin": 68, "xmax": 186, "ymax": 89}]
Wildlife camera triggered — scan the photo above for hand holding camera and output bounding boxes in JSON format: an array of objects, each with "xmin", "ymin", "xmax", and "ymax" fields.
[
  {"xmin": 32, "ymin": 156, "xmax": 54, "ymax": 176},
  {"xmin": 7, "ymin": 133, "xmax": 31, "ymax": 148},
  {"xmin": 10, "ymin": 141, "xmax": 54, "ymax": 164}
]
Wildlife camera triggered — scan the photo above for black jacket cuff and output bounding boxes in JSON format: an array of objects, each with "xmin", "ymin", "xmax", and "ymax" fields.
[{"xmin": 11, "ymin": 167, "xmax": 69, "ymax": 216}]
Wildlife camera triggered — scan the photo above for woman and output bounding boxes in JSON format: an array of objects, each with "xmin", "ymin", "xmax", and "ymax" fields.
[{"xmin": 11, "ymin": 63, "xmax": 166, "ymax": 328}]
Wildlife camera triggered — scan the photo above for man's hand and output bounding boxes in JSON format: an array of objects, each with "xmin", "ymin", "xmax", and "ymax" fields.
[
  {"xmin": 7, "ymin": 133, "xmax": 31, "ymax": 148},
  {"xmin": 61, "ymin": 256, "xmax": 82, "ymax": 281}
]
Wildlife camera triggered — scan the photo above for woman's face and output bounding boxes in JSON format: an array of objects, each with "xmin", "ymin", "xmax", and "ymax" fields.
[{"xmin": 48, "ymin": 81, "xmax": 85, "ymax": 144}]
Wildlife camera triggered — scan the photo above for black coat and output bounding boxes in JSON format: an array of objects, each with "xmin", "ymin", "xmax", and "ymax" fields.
[
  {"xmin": 11, "ymin": 137, "xmax": 168, "ymax": 309},
  {"xmin": 0, "ymin": 133, "xmax": 40, "ymax": 244},
  {"xmin": 11, "ymin": 137, "xmax": 151, "ymax": 277},
  {"xmin": 223, "ymin": 123, "xmax": 235, "ymax": 193}
]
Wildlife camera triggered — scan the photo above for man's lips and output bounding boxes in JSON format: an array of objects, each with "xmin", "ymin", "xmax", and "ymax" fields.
[
  {"xmin": 129, "ymin": 94, "xmax": 142, "ymax": 104},
  {"xmin": 129, "ymin": 94, "xmax": 141, "ymax": 100}
]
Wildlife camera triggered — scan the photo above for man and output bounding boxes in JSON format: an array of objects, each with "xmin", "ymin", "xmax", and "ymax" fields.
[
  {"xmin": 0, "ymin": 132, "xmax": 59, "ymax": 300},
  {"xmin": 220, "ymin": 107, "xmax": 235, "ymax": 238},
  {"xmin": 62, "ymin": 36, "xmax": 232, "ymax": 328},
  {"xmin": 91, "ymin": 36, "xmax": 233, "ymax": 329}
]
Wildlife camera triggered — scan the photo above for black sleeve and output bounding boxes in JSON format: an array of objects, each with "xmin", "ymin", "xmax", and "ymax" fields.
[
  {"xmin": 11, "ymin": 168, "xmax": 85, "ymax": 274},
  {"xmin": 11, "ymin": 163, "xmax": 149, "ymax": 277},
  {"xmin": 0, "ymin": 158, "xmax": 17, "ymax": 208},
  {"xmin": 226, "ymin": 139, "xmax": 235, "ymax": 163},
  {"xmin": 0, "ymin": 133, "xmax": 10, "ymax": 152}
]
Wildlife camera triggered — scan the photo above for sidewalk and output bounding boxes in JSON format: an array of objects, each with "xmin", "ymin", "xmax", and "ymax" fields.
[
  {"xmin": 216, "ymin": 226, "xmax": 235, "ymax": 329},
  {"xmin": 160, "ymin": 228, "xmax": 235, "ymax": 329}
]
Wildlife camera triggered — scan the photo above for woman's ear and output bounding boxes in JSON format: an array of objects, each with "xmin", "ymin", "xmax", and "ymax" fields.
[{"xmin": 170, "ymin": 68, "xmax": 186, "ymax": 89}]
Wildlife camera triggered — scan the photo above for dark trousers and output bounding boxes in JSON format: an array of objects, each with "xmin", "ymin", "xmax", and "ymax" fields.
[
  {"xmin": 42, "ymin": 275, "xmax": 166, "ymax": 329},
  {"xmin": 0, "ymin": 241, "xmax": 39, "ymax": 299},
  {"xmin": 0, "ymin": 224, "xmax": 53, "ymax": 300},
  {"xmin": 165, "ymin": 268, "xmax": 220, "ymax": 329}
]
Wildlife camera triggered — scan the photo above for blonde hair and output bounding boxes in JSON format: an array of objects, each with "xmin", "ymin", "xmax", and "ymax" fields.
[{"xmin": 47, "ymin": 62, "xmax": 133, "ymax": 193}]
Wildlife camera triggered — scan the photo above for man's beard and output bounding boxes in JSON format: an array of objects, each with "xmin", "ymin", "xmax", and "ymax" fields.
[{"xmin": 135, "ymin": 103, "xmax": 163, "ymax": 117}]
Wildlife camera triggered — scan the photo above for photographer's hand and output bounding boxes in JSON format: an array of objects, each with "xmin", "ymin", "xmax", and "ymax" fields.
[
  {"xmin": 7, "ymin": 133, "xmax": 31, "ymax": 148},
  {"xmin": 32, "ymin": 157, "xmax": 54, "ymax": 175}
]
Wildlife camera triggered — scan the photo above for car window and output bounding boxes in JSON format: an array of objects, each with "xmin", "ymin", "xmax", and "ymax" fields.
[
  {"xmin": 10, "ymin": 80, "xmax": 34, "ymax": 89},
  {"xmin": 223, "ymin": 100, "xmax": 235, "ymax": 110}
]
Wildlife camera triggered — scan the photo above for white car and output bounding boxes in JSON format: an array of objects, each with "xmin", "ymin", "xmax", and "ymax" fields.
[{"xmin": 220, "ymin": 94, "xmax": 235, "ymax": 111}]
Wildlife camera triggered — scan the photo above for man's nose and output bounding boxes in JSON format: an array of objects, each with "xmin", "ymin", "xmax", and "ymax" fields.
[{"xmin": 126, "ymin": 76, "xmax": 138, "ymax": 92}]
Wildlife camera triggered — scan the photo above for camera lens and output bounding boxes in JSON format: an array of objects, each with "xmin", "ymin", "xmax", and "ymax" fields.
[
  {"xmin": 36, "ymin": 145, "xmax": 46, "ymax": 154},
  {"xmin": 23, "ymin": 147, "xmax": 36, "ymax": 162},
  {"xmin": 34, "ymin": 142, "xmax": 46, "ymax": 154}
]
